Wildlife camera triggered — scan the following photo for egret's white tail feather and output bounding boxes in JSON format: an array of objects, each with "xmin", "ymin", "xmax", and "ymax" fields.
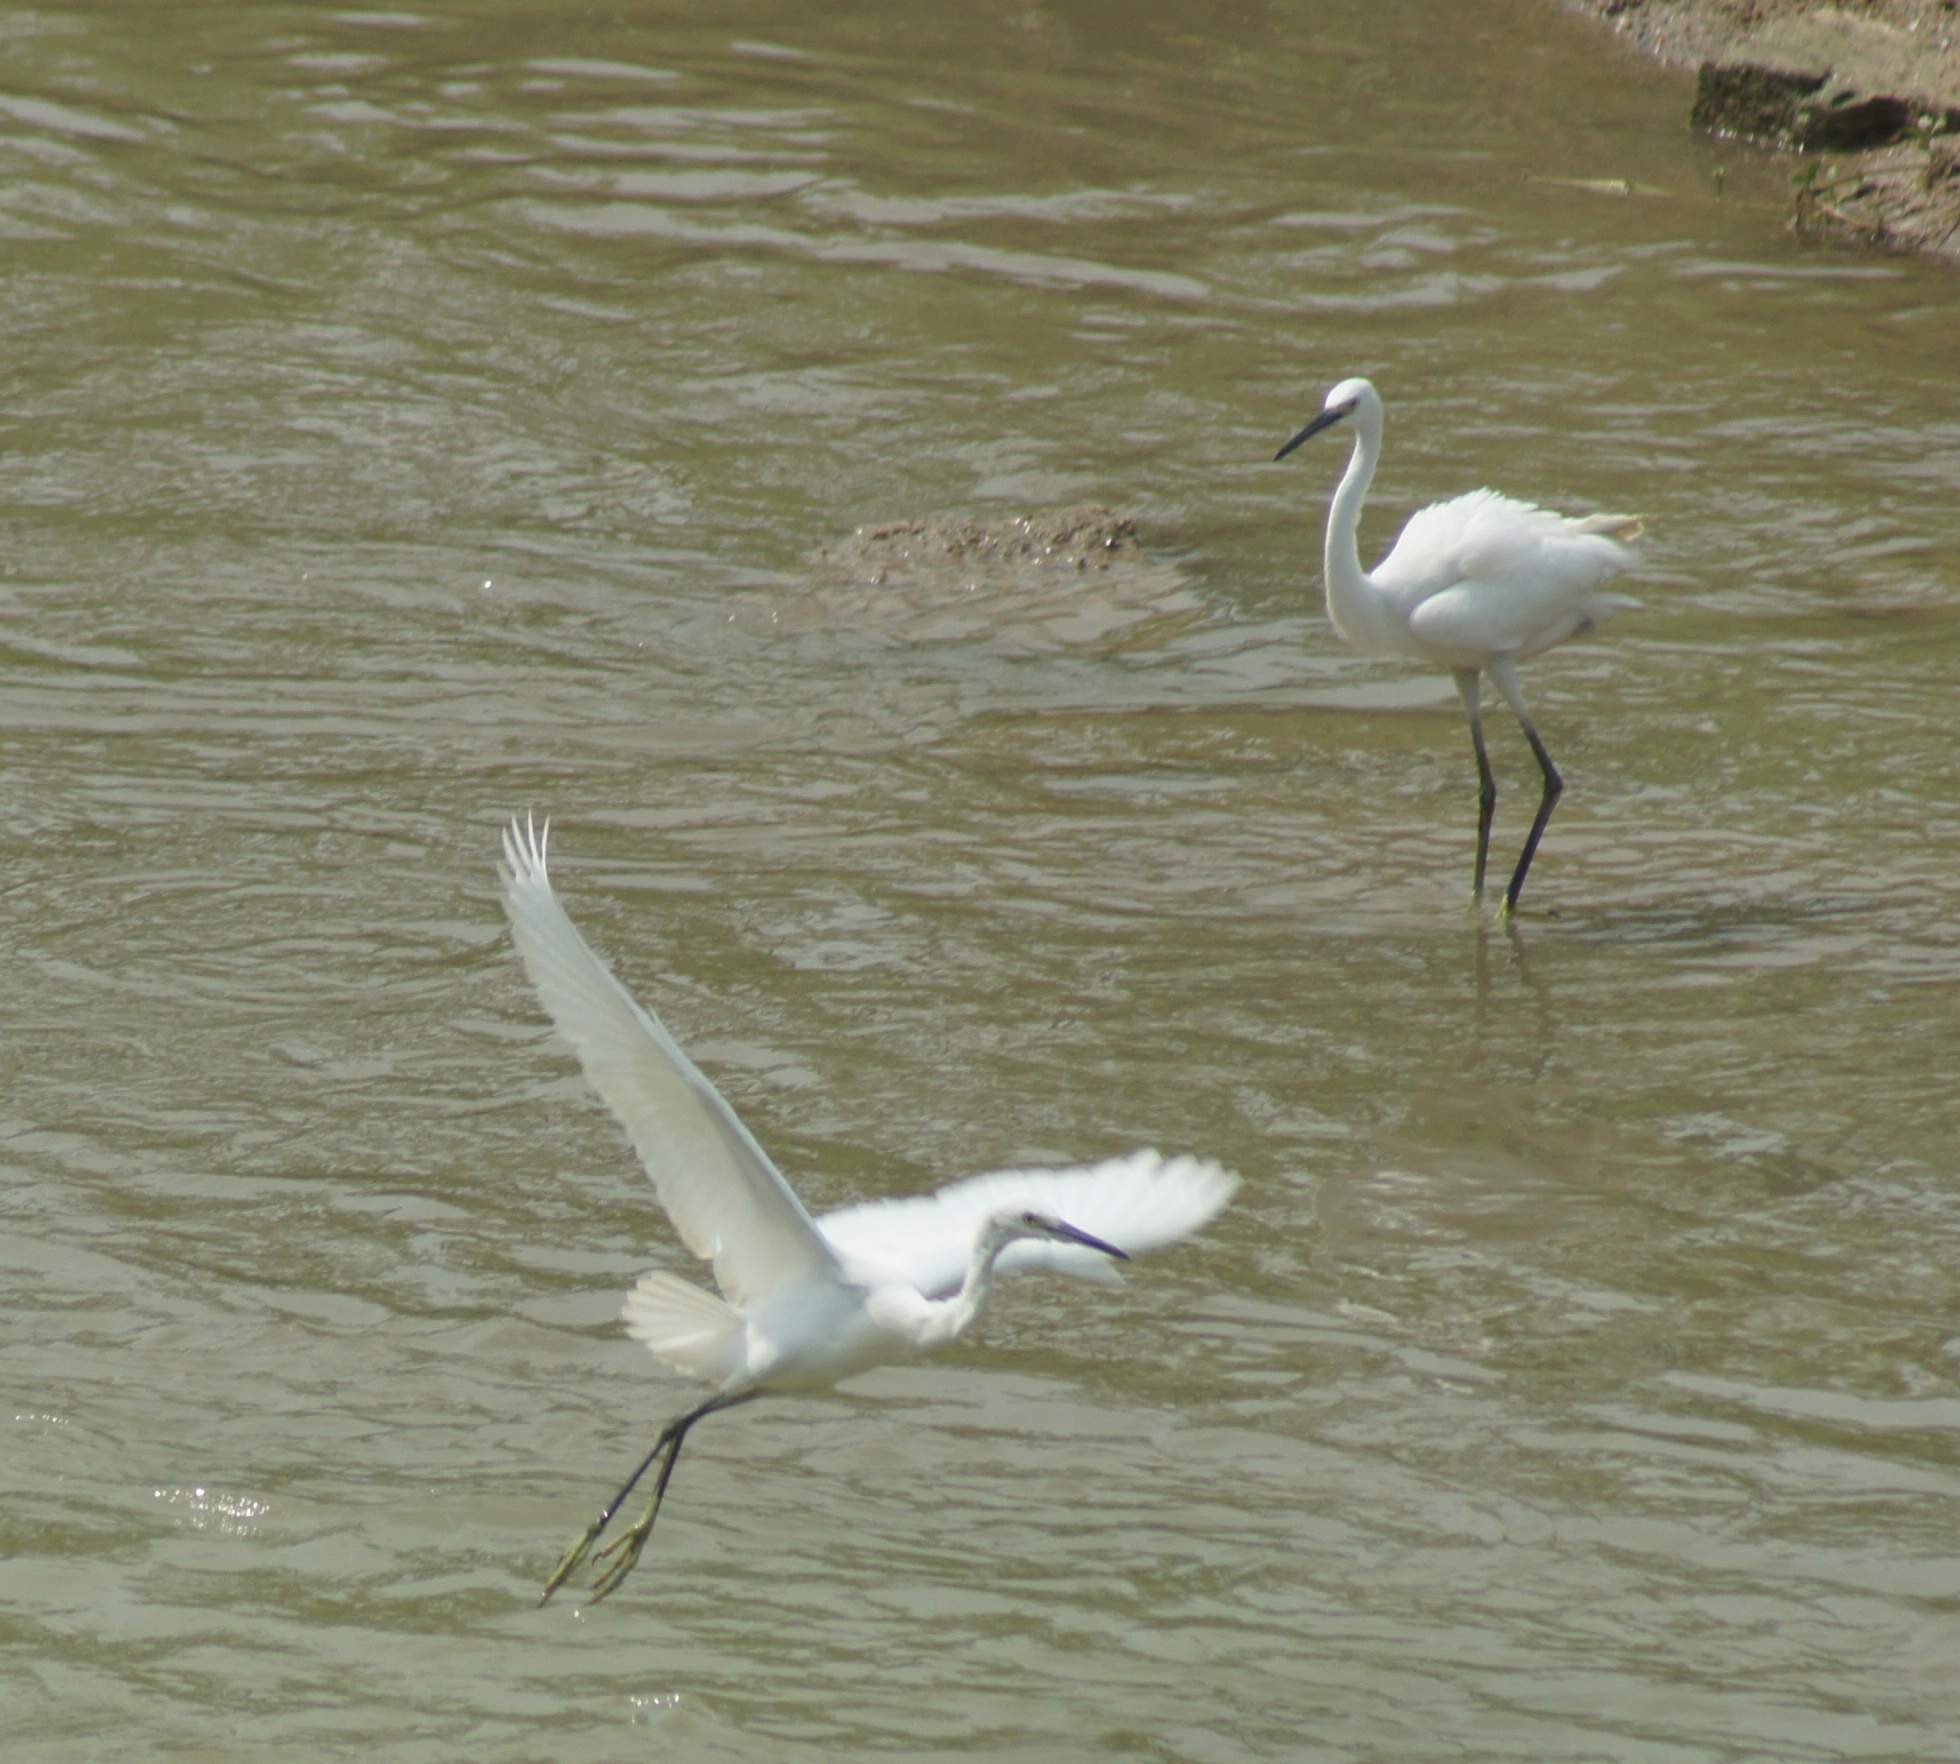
[
  {"xmin": 1574, "ymin": 513, "xmax": 1644, "ymax": 542},
  {"xmin": 623, "ymin": 1270, "xmax": 745, "ymax": 1384}
]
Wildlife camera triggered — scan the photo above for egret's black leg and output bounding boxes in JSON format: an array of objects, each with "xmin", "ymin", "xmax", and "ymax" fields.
[
  {"xmin": 540, "ymin": 1390, "xmax": 757, "ymax": 1606},
  {"xmin": 1489, "ymin": 654, "xmax": 1568, "ymax": 917},
  {"xmin": 1482, "ymin": 657, "xmax": 1561, "ymax": 916},
  {"xmin": 1453, "ymin": 670, "xmax": 1497, "ymax": 901},
  {"xmin": 1504, "ymin": 715, "xmax": 1563, "ymax": 916}
]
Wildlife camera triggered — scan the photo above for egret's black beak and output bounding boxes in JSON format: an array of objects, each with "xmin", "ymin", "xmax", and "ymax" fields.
[
  {"xmin": 1274, "ymin": 406, "xmax": 1348, "ymax": 462},
  {"xmin": 1052, "ymin": 1219, "xmax": 1130, "ymax": 1261}
]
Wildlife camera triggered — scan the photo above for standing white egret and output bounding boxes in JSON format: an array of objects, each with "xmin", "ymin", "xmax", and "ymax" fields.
[
  {"xmin": 498, "ymin": 815, "xmax": 1238, "ymax": 1605},
  {"xmin": 1275, "ymin": 377, "xmax": 1644, "ymax": 913}
]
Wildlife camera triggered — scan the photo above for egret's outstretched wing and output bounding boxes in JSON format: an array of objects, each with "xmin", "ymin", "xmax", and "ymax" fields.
[
  {"xmin": 819, "ymin": 1149, "xmax": 1238, "ymax": 1297},
  {"xmin": 499, "ymin": 816, "xmax": 838, "ymax": 1307}
]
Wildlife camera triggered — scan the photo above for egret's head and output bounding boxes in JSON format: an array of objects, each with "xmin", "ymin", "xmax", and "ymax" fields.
[
  {"xmin": 999, "ymin": 1209, "xmax": 1129, "ymax": 1261},
  {"xmin": 1275, "ymin": 376, "xmax": 1380, "ymax": 462}
]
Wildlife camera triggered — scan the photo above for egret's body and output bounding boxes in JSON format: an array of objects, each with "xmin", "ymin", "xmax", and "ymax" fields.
[
  {"xmin": 1276, "ymin": 377, "xmax": 1644, "ymax": 912},
  {"xmin": 499, "ymin": 816, "xmax": 1237, "ymax": 1604}
]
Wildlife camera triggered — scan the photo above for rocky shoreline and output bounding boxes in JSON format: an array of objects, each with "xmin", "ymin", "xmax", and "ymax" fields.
[{"xmin": 1568, "ymin": 0, "xmax": 1960, "ymax": 263}]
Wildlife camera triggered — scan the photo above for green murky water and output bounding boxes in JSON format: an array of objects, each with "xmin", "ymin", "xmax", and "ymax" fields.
[{"xmin": 5, "ymin": 2, "xmax": 1957, "ymax": 1757}]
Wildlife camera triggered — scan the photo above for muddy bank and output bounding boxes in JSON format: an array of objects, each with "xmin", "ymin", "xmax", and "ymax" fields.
[{"xmin": 1569, "ymin": 0, "xmax": 1960, "ymax": 262}]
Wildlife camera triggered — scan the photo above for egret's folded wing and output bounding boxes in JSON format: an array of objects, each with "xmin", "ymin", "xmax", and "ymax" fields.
[
  {"xmin": 499, "ymin": 816, "xmax": 838, "ymax": 1308},
  {"xmin": 1380, "ymin": 491, "xmax": 1642, "ymax": 659},
  {"xmin": 819, "ymin": 1148, "xmax": 1238, "ymax": 1298}
]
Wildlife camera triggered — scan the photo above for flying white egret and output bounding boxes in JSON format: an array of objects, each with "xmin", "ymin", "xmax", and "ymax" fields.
[
  {"xmin": 498, "ymin": 815, "xmax": 1238, "ymax": 1605},
  {"xmin": 1275, "ymin": 377, "xmax": 1645, "ymax": 913}
]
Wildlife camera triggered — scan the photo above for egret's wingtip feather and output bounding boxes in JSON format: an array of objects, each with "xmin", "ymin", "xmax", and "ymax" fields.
[
  {"xmin": 500, "ymin": 811, "xmax": 553, "ymax": 891},
  {"xmin": 818, "ymin": 1144, "xmax": 1242, "ymax": 1295},
  {"xmin": 494, "ymin": 813, "xmax": 838, "ymax": 1307}
]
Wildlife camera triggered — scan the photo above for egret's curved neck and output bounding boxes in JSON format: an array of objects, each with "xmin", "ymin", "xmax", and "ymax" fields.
[
  {"xmin": 1323, "ymin": 417, "xmax": 1394, "ymax": 651},
  {"xmin": 912, "ymin": 1225, "xmax": 1014, "ymax": 1351}
]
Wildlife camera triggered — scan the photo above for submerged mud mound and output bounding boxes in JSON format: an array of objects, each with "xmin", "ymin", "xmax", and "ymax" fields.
[
  {"xmin": 824, "ymin": 506, "xmax": 1148, "ymax": 579},
  {"xmin": 733, "ymin": 506, "xmax": 1210, "ymax": 654}
]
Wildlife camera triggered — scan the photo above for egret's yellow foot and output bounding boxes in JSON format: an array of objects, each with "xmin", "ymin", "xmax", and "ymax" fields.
[
  {"xmin": 539, "ymin": 1511, "xmax": 611, "ymax": 1606},
  {"xmin": 586, "ymin": 1498, "xmax": 660, "ymax": 1603}
]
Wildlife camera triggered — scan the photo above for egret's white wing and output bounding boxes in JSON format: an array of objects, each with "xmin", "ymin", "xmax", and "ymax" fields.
[
  {"xmin": 818, "ymin": 1149, "xmax": 1238, "ymax": 1297},
  {"xmin": 499, "ymin": 816, "xmax": 839, "ymax": 1308},
  {"xmin": 1409, "ymin": 579, "xmax": 1642, "ymax": 665},
  {"xmin": 1378, "ymin": 491, "xmax": 1642, "ymax": 660}
]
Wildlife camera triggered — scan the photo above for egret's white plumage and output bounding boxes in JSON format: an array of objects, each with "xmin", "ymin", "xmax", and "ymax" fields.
[
  {"xmin": 498, "ymin": 815, "xmax": 1237, "ymax": 1604},
  {"xmin": 1276, "ymin": 377, "xmax": 1644, "ymax": 912},
  {"xmin": 818, "ymin": 1152, "xmax": 1234, "ymax": 1296}
]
